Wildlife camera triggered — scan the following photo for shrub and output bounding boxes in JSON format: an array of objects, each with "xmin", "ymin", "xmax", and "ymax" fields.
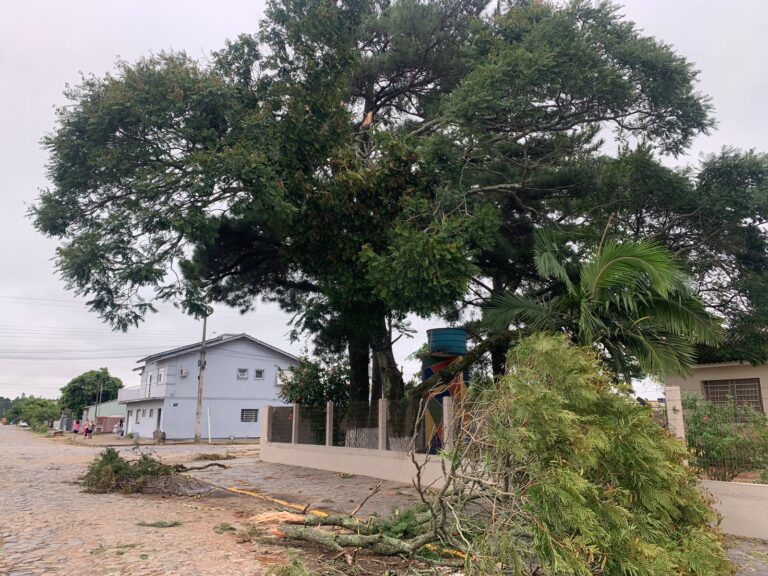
[
  {"xmin": 683, "ymin": 395, "xmax": 768, "ymax": 481},
  {"xmin": 82, "ymin": 447, "xmax": 176, "ymax": 493},
  {"xmin": 32, "ymin": 423, "xmax": 49, "ymax": 434}
]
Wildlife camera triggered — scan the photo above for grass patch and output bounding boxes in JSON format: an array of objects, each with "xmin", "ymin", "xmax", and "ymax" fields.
[
  {"xmin": 192, "ymin": 452, "xmax": 236, "ymax": 461},
  {"xmin": 91, "ymin": 543, "xmax": 138, "ymax": 556},
  {"xmin": 214, "ymin": 522, "xmax": 237, "ymax": 534},
  {"xmin": 267, "ymin": 559, "xmax": 312, "ymax": 576},
  {"xmin": 267, "ymin": 551, "xmax": 311, "ymax": 576},
  {"xmin": 81, "ymin": 447, "xmax": 177, "ymax": 493},
  {"xmin": 137, "ymin": 520, "xmax": 181, "ymax": 528}
]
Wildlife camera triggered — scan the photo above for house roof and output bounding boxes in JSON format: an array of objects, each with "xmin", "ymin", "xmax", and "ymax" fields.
[{"xmin": 136, "ymin": 333, "xmax": 298, "ymax": 365}]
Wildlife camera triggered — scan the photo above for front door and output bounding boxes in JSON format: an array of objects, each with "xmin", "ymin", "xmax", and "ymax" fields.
[{"xmin": 156, "ymin": 408, "xmax": 162, "ymax": 430}]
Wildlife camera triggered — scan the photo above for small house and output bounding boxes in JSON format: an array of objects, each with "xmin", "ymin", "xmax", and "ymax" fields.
[
  {"xmin": 82, "ymin": 399, "xmax": 127, "ymax": 433},
  {"xmin": 666, "ymin": 361, "xmax": 768, "ymax": 413}
]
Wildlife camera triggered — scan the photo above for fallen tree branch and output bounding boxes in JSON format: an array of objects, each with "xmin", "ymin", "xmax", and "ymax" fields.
[
  {"xmin": 278, "ymin": 524, "xmax": 435, "ymax": 556},
  {"xmin": 410, "ymin": 331, "xmax": 514, "ymax": 397},
  {"xmin": 174, "ymin": 462, "xmax": 228, "ymax": 472},
  {"xmin": 351, "ymin": 481, "xmax": 382, "ymax": 518}
]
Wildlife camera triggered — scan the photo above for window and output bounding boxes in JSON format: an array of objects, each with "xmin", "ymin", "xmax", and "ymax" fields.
[
  {"xmin": 149, "ymin": 409, "xmax": 154, "ymax": 418},
  {"xmin": 142, "ymin": 409, "xmax": 147, "ymax": 417},
  {"xmin": 157, "ymin": 369, "xmax": 165, "ymax": 384},
  {"xmin": 128, "ymin": 410, "xmax": 133, "ymax": 419},
  {"xmin": 241, "ymin": 409, "xmax": 259, "ymax": 422},
  {"xmin": 254, "ymin": 369, "xmax": 264, "ymax": 380},
  {"xmin": 237, "ymin": 368, "xmax": 249, "ymax": 380},
  {"xmin": 703, "ymin": 378, "xmax": 764, "ymax": 412},
  {"xmin": 148, "ymin": 373, "xmax": 153, "ymax": 384},
  {"xmin": 136, "ymin": 410, "xmax": 140, "ymax": 423}
]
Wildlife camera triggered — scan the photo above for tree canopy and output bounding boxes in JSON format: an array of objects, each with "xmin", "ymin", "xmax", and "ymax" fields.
[
  {"xmin": 6, "ymin": 396, "xmax": 59, "ymax": 426},
  {"xmin": 59, "ymin": 368, "xmax": 123, "ymax": 419},
  {"xmin": 32, "ymin": 0, "xmax": 768, "ymax": 396}
]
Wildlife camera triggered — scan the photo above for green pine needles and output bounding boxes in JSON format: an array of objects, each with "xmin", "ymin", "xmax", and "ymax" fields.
[{"xmin": 451, "ymin": 334, "xmax": 731, "ymax": 575}]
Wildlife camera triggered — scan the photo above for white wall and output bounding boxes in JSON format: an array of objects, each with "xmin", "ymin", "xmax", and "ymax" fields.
[
  {"xmin": 126, "ymin": 338, "xmax": 296, "ymax": 439},
  {"xmin": 124, "ymin": 400, "xmax": 164, "ymax": 439},
  {"xmin": 701, "ymin": 480, "xmax": 768, "ymax": 540}
]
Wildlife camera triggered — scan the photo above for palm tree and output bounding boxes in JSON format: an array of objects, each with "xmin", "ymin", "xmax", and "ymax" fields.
[{"xmin": 484, "ymin": 233, "xmax": 723, "ymax": 379}]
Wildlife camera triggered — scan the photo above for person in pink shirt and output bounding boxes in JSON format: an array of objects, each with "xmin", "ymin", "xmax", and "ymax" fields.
[{"xmin": 72, "ymin": 420, "xmax": 80, "ymax": 434}]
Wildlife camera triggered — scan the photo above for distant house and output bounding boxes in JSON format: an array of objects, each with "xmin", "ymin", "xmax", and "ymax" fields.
[
  {"xmin": 82, "ymin": 399, "xmax": 127, "ymax": 433},
  {"xmin": 117, "ymin": 333, "xmax": 298, "ymax": 439},
  {"xmin": 666, "ymin": 362, "xmax": 768, "ymax": 413}
]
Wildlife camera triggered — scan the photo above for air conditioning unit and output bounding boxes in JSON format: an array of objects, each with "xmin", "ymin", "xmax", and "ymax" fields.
[{"xmin": 180, "ymin": 368, "xmax": 189, "ymax": 378}]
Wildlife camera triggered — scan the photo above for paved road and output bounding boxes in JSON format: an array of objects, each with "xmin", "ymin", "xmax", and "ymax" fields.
[{"xmin": 0, "ymin": 426, "xmax": 265, "ymax": 576}]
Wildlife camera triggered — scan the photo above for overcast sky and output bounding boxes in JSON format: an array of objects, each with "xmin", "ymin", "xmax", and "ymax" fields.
[{"xmin": 1, "ymin": 1, "xmax": 766, "ymax": 400}]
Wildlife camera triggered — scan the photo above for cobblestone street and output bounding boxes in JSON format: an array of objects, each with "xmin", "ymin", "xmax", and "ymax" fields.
[
  {"xmin": 2, "ymin": 424, "xmax": 768, "ymax": 575},
  {"xmin": 0, "ymin": 426, "xmax": 268, "ymax": 576}
]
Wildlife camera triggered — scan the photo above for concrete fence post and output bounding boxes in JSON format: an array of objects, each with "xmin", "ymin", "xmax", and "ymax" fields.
[
  {"xmin": 378, "ymin": 398, "xmax": 388, "ymax": 451},
  {"xmin": 261, "ymin": 405, "xmax": 272, "ymax": 443},
  {"xmin": 292, "ymin": 404, "xmax": 300, "ymax": 445},
  {"xmin": 443, "ymin": 397, "xmax": 454, "ymax": 450},
  {"xmin": 326, "ymin": 401, "xmax": 334, "ymax": 447},
  {"xmin": 665, "ymin": 386, "xmax": 686, "ymax": 442}
]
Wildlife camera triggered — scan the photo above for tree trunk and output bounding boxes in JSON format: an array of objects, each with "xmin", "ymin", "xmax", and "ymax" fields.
[
  {"xmin": 371, "ymin": 352, "xmax": 382, "ymax": 403},
  {"xmin": 371, "ymin": 316, "xmax": 405, "ymax": 437},
  {"xmin": 490, "ymin": 339, "xmax": 508, "ymax": 378},
  {"xmin": 348, "ymin": 332, "xmax": 370, "ymax": 407}
]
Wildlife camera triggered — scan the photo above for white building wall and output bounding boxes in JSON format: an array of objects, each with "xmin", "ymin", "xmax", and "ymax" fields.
[
  {"xmin": 124, "ymin": 400, "xmax": 164, "ymax": 439},
  {"xmin": 125, "ymin": 338, "xmax": 296, "ymax": 439}
]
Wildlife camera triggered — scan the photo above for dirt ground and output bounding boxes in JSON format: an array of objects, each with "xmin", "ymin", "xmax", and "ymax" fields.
[{"xmin": 2, "ymin": 424, "xmax": 768, "ymax": 575}]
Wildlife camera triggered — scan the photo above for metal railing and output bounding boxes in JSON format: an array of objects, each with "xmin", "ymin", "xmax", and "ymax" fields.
[{"xmin": 117, "ymin": 383, "xmax": 169, "ymax": 402}]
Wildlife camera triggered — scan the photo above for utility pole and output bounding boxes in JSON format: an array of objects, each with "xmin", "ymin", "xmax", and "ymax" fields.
[
  {"xmin": 194, "ymin": 312, "xmax": 209, "ymax": 443},
  {"xmin": 95, "ymin": 378, "xmax": 103, "ymax": 428}
]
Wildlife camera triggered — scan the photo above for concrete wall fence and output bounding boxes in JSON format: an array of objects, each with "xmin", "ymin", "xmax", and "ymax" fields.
[
  {"xmin": 260, "ymin": 398, "xmax": 448, "ymax": 487},
  {"xmin": 665, "ymin": 386, "xmax": 768, "ymax": 540}
]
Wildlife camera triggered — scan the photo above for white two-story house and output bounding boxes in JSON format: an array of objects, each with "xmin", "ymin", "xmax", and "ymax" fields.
[{"xmin": 117, "ymin": 333, "xmax": 297, "ymax": 439}]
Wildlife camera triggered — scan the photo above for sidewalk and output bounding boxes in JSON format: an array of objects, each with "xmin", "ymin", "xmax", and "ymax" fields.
[{"xmin": 64, "ymin": 431, "xmax": 261, "ymax": 448}]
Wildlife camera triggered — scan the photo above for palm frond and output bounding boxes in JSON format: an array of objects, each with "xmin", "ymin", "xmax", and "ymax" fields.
[
  {"xmin": 484, "ymin": 291, "xmax": 557, "ymax": 333},
  {"xmin": 534, "ymin": 230, "xmax": 575, "ymax": 294},
  {"xmin": 618, "ymin": 332, "xmax": 696, "ymax": 378},
  {"xmin": 634, "ymin": 294, "xmax": 724, "ymax": 347},
  {"xmin": 580, "ymin": 240, "xmax": 681, "ymax": 302}
]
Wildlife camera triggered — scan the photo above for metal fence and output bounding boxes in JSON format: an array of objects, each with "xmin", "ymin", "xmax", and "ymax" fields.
[
  {"xmin": 296, "ymin": 405, "xmax": 327, "ymax": 445},
  {"xmin": 333, "ymin": 401, "xmax": 379, "ymax": 449},
  {"xmin": 269, "ymin": 406, "xmax": 293, "ymax": 443},
  {"xmin": 271, "ymin": 396, "xmax": 459, "ymax": 454}
]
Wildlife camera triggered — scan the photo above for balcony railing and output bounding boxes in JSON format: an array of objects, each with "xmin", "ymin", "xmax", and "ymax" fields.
[{"xmin": 117, "ymin": 384, "xmax": 169, "ymax": 403}]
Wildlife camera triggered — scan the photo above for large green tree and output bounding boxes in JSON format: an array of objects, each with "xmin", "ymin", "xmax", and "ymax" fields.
[
  {"xmin": 34, "ymin": 0, "xmax": 756, "ymax": 399},
  {"xmin": 59, "ymin": 368, "xmax": 123, "ymax": 419}
]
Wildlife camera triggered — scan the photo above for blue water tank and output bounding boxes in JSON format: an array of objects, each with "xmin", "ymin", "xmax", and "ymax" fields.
[{"xmin": 427, "ymin": 328, "xmax": 467, "ymax": 356}]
